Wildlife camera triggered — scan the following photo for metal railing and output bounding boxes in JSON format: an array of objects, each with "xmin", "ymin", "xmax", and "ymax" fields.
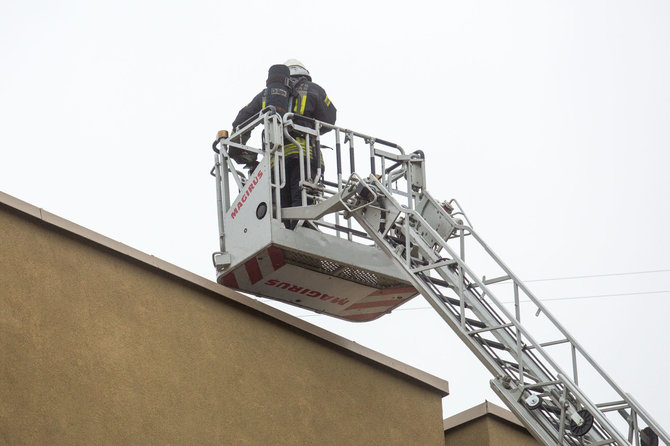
[{"xmin": 212, "ymin": 108, "xmax": 412, "ymax": 246}]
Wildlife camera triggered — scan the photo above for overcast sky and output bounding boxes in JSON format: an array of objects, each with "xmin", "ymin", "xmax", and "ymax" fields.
[{"xmin": 2, "ymin": 0, "xmax": 669, "ymax": 430}]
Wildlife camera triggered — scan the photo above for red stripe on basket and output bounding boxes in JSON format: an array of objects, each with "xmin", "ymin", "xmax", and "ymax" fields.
[
  {"xmin": 345, "ymin": 299, "xmax": 401, "ymax": 311},
  {"xmin": 221, "ymin": 272, "xmax": 239, "ymax": 289},
  {"xmin": 267, "ymin": 246, "xmax": 286, "ymax": 270},
  {"xmin": 366, "ymin": 286, "xmax": 416, "ymax": 297},
  {"xmin": 245, "ymin": 258, "xmax": 263, "ymax": 284},
  {"xmin": 343, "ymin": 312, "xmax": 385, "ymax": 322}
]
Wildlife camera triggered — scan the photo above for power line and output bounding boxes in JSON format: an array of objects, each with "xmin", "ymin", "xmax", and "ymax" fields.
[
  {"xmin": 521, "ymin": 268, "xmax": 670, "ymax": 283},
  {"xmin": 505, "ymin": 289, "xmax": 670, "ymax": 303},
  {"xmin": 400, "ymin": 289, "xmax": 670, "ymax": 312}
]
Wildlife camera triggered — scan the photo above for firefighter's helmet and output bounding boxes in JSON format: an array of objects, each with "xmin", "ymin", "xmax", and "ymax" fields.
[{"xmin": 284, "ymin": 59, "xmax": 311, "ymax": 79}]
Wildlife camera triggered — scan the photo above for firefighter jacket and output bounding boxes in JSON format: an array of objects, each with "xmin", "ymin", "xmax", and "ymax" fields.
[{"xmin": 232, "ymin": 77, "xmax": 336, "ymax": 163}]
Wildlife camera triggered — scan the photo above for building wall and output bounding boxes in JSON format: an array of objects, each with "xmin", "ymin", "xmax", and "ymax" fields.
[
  {"xmin": 444, "ymin": 417, "xmax": 490, "ymax": 445},
  {"xmin": 0, "ymin": 203, "xmax": 445, "ymax": 445},
  {"xmin": 487, "ymin": 417, "xmax": 540, "ymax": 446}
]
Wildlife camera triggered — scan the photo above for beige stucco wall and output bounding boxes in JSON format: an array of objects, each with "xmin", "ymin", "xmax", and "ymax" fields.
[
  {"xmin": 444, "ymin": 415, "xmax": 540, "ymax": 446},
  {"xmin": 487, "ymin": 416, "xmax": 541, "ymax": 446},
  {"xmin": 0, "ymin": 202, "xmax": 446, "ymax": 445},
  {"xmin": 444, "ymin": 417, "xmax": 490, "ymax": 445}
]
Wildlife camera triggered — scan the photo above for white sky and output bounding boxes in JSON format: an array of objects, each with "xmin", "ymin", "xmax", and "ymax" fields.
[{"xmin": 2, "ymin": 0, "xmax": 669, "ymax": 431}]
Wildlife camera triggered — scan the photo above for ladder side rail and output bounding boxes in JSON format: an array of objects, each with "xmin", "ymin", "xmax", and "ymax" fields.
[
  {"xmin": 416, "ymin": 193, "xmax": 655, "ymax": 443},
  {"xmin": 456, "ymin": 219, "xmax": 668, "ymax": 443},
  {"xmin": 398, "ymin": 229, "xmax": 620, "ymax": 445},
  {"xmin": 357, "ymin": 176, "xmax": 632, "ymax": 445},
  {"xmin": 411, "ymin": 187, "xmax": 665, "ymax": 444},
  {"xmin": 429, "ymin": 190, "xmax": 646, "ymax": 402}
]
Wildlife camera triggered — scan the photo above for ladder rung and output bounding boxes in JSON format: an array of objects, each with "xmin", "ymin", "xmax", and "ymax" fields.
[
  {"xmin": 410, "ymin": 259, "xmax": 457, "ymax": 274},
  {"xmin": 477, "ymin": 337, "xmax": 507, "ymax": 351},
  {"xmin": 467, "ymin": 322, "xmax": 514, "ymax": 335},
  {"xmin": 421, "ymin": 275, "xmax": 452, "ymax": 289},
  {"xmin": 596, "ymin": 400, "xmax": 629, "ymax": 412},
  {"xmin": 439, "ymin": 295, "xmax": 472, "ymax": 310},
  {"xmin": 523, "ymin": 339, "xmax": 570, "ymax": 350},
  {"xmin": 465, "ymin": 318, "xmax": 486, "ymax": 329},
  {"xmin": 470, "ymin": 275, "xmax": 511, "ymax": 288},
  {"xmin": 495, "ymin": 358, "xmax": 520, "ymax": 370}
]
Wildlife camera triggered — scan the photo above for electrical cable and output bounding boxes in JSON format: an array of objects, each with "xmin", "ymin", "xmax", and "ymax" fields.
[{"xmin": 521, "ymin": 268, "xmax": 670, "ymax": 283}]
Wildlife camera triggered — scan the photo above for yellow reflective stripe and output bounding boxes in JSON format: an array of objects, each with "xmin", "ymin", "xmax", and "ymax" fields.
[
  {"xmin": 284, "ymin": 138, "xmax": 306, "ymax": 155},
  {"xmin": 324, "ymin": 96, "xmax": 331, "ymax": 107},
  {"xmin": 293, "ymin": 98, "xmax": 298, "ymax": 112},
  {"xmin": 300, "ymin": 95, "xmax": 307, "ymax": 114},
  {"xmin": 262, "ymin": 100, "xmax": 266, "ymax": 108},
  {"xmin": 284, "ymin": 138, "xmax": 315, "ymax": 158},
  {"xmin": 277, "ymin": 137, "xmax": 325, "ymax": 165}
]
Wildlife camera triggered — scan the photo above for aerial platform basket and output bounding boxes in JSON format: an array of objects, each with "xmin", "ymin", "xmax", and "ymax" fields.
[{"xmin": 211, "ymin": 110, "xmax": 418, "ymax": 322}]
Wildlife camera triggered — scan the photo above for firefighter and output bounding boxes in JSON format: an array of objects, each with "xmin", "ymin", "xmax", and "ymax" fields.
[{"xmin": 231, "ymin": 59, "xmax": 337, "ymax": 228}]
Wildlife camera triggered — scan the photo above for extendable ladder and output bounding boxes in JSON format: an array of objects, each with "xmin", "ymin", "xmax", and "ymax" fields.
[{"xmin": 342, "ymin": 155, "xmax": 668, "ymax": 446}]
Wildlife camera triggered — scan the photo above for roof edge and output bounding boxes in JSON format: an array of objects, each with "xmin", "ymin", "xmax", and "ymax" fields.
[
  {"xmin": 443, "ymin": 401, "xmax": 524, "ymax": 430},
  {"xmin": 0, "ymin": 190, "xmax": 449, "ymax": 397}
]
